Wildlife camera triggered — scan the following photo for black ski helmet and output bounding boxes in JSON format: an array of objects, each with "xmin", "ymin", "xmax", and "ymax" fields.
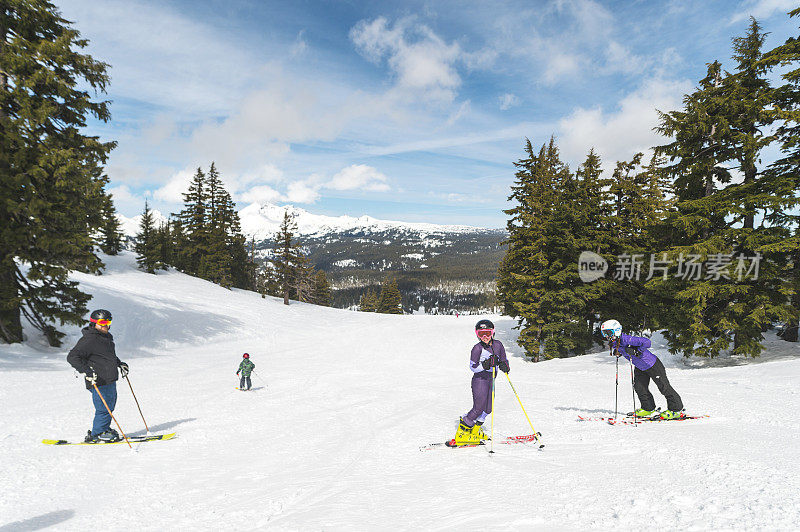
[
  {"xmin": 89, "ymin": 309, "xmax": 112, "ymax": 324},
  {"xmin": 243, "ymin": 353, "xmax": 250, "ymax": 359},
  {"xmin": 475, "ymin": 319, "xmax": 494, "ymax": 331}
]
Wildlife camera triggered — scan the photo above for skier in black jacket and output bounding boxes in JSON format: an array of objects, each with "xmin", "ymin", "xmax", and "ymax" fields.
[{"xmin": 66, "ymin": 309, "xmax": 129, "ymax": 442}]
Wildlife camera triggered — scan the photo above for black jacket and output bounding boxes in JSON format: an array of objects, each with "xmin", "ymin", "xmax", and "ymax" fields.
[{"xmin": 67, "ymin": 327, "xmax": 122, "ymax": 390}]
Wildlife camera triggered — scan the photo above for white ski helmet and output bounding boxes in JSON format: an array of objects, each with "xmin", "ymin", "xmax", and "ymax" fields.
[{"xmin": 600, "ymin": 319, "xmax": 622, "ymax": 339}]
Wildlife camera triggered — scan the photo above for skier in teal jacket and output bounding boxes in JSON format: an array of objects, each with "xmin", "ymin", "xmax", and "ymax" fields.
[{"xmin": 237, "ymin": 353, "xmax": 255, "ymax": 391}]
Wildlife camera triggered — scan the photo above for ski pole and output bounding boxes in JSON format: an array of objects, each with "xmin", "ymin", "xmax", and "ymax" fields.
[
  {"xmin": 92, "ymin": 382, "xmax": 131, "ymax": 448},
  {"xmin": 490, "ymin": 363, "xmax": 496, "ymax": 454},
  {"xmin": 614, "ymin": 346, "xmax": 619, "ymax": 421},
  {"xmin": 123, "ymin": 374, "xmax": 150, "ymax": 434},
  {"xmin": 503, "ymin": 372, "xmax": 543, "ymax": 446},
  {"xmin": 629, "ymin": 357, "xmax": 637, "ymax": 425}
]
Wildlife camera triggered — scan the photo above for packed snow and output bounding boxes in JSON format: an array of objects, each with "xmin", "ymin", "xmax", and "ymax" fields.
[{"xmin": 1, "ymin": 252, "xmax": 799, "ymax": 530}]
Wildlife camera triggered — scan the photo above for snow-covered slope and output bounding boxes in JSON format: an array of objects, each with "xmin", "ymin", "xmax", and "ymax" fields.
[
  {"xmin": 238, "ymin": 202, "xmax": 489, "ymax": 240},
  {"xmin": 1, "ymin": 253, "xmax": 799, "ymax": 530}
]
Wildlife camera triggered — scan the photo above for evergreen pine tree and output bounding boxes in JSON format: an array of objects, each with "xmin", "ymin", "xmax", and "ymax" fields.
[
  {"xmin": 313, "ymin": 270, "xmax": 332, "ymax": 306},
  {"xmin": 0, "ymin": 1, "xmax": 116, "ymax": 345},
  {"xmin": 653, "ymin": 19, "xmax": 787, "ymax": 357},
  {"xmin": 169, "ymin": 217, "xmax": 190, "ymax": 272},
  {"xmin": 135, "ymin": 200, "xmax": 162, "ymax": 273},
  {"xmin": 274, "ymin": 210, "xmax": 300, "ymax": 305},
  {"xmin": 154, "ymin": 221, "xmax": 173, "ymax": 270},
  {"xmin": 378, "ymin": 277, "xmax": 403, "ymax": 314},
  {"xmin": 99, "ymin": 194, "xmax": 123, "ymax": 255},
  {"xmin": 257, "ymin": 262, "xmax": 281, "ymax": 298},
  {"xmin": 499, "ymin": 137, "xmax": 592, "ymax": 359},
  {"xmin": 572, "ymin": 149, "xmax": 616, "ymax": 348},
  {"xmin": 177, "ymin": 167, "xmax": 208, "ymax": 276},
  {"xmin": 293, "ymin": 253, "xmax": 315, "ymax": 303},
  {"xmin": 359, "ymin": 288, "xmax": 378, "ymax": 312},
  {"xmin": 760, "ymin": 8, "xmax": 800, "ymax": 342},
  {"xmin": 199, "ymin": 163, "xmax": 232, "ymax": 287}
]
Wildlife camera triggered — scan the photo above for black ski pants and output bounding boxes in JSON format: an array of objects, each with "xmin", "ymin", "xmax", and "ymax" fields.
[
  {"xmin": 633, "ymin": 359, "xmax": 683, "ymax": 412},
  {"xmin": 240, "ymin": 375, "xmax": 251, "ymax": 390}
]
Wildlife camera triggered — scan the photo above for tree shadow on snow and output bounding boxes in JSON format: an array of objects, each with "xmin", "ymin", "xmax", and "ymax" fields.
[
  {"xmin": 0, "ymin": 509, "xmax": 75, "ymax": 531},
  {"xmin": 127, "ymin": 417, "xmax": 196, "ymax": 437},
  {"xmin": 0, "ymin": 289, "xmax": 240, "ymax": 371}
]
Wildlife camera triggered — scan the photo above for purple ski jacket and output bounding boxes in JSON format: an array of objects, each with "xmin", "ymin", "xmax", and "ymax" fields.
[
  {"xmin": 469, "ymin": 340, "xmax": 508, "ymax": 375},
  {"xmin": 612, "ymin": 333, "xmax": 657, "ymax": 371}
]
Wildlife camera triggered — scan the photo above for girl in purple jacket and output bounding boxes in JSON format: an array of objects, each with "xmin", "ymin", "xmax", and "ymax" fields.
[
  {"xmin": 451, "ymin": 319, "xmax": 510, "ymax": 446},
  {"xmin": 601, "ymin": 319, "xmax": 684, "ymax": 420}
]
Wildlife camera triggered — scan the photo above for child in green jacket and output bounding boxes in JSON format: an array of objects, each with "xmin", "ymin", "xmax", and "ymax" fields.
[{"xmin": 237, "ymin": 353, "xmax": 255, "ymax": 391}]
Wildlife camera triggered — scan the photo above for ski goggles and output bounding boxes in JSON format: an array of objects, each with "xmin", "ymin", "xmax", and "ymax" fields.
[
  {"xmin": 601, "ymin": 329, "xmax": 615, "ymax": 338},
  {"xmin": 90, "ymin": 318, "xmax": 112, "ymax": 326},
  {"xmin": 476, "ymin": 328, "xmax": 494, "ymax": 338}
]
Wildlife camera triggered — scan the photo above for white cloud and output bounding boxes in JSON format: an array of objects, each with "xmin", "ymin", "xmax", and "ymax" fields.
[
  {"xmin": 285, "ymin": 181, "xmax": 321, "ymax": 204},
  {"xmin": 153, "ymin": 168, "xmax": 195, "ymax": 204},
  {"xmin": 551, "ymin": 0, "xmax": 616, "ymax": 41},
  {"xmin": 290, "ymin": 30, "xmax": 308, "ymax": 57},
  {"xmin": 731, "ymin": 0, "xmax": 796, "ymax": 24},
  {"xmin": 327, "ymin": 165, "xmax": 390, "ymax": 192},
  {"xmin": 238, "ymin": 185, "xmax": 283, "ymax": 205},
  {"xmin": 499, "ymin": 93, "xmax": 520, "ymax": 111},
  {"xmin": 58, "ymin": 0, "xmax": 260, "ymax": 118},
  {"xmin": 350, "ymin": 17, "xmax": 464, "ymax": 102},
  {"xmin": 603, "ymin": 41, "xmax": 651, "ymax": 75},
  {"xmin": 557, "ymin": 77, "xmax": 693, "ymax": 169},
  {"xmin": 107, "ymin": 184, "xmax": 145, "ymax": 215}
]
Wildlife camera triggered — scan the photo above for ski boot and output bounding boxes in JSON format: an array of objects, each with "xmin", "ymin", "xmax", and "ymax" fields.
[
  {"xmin": 473, "ymin": 421, "xmax": 489, "ymax": 441},
  {"xmin": 660, "ymin": 409, "xmax": 685, "ymax": 420},
  {"xmin": 453, "ymin": 419, "xmax": 482, "ymax": 446},
  {"xmin": 629, "ymin": 408, "xmax": 658, "ymax": 418},
  {"xmin": 84, "ymin": 430, "xmax": 99, "ymax": 443},
  {"xmin": 96, "ymin": 428, "xmax": 120, "ymax": 442}
]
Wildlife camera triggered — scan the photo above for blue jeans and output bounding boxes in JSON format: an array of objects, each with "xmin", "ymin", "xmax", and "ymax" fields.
[{"xmin": 91, "ymin": 382, "xmax": 117, "ymax": 435}]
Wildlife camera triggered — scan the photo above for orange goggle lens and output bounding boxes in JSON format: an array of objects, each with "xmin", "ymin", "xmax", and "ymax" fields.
[
  {"xmin": 90, "ymin": 318, "xmax": 112, "ymax": 326},
  {"xmin": 476, "ymin": 329, "xmax": 494, "ymax": 338}
]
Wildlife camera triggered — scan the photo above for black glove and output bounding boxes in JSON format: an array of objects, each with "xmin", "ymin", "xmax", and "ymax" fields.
[
  {"xmin": 118, "ymin": 361, "xmax": 129, "ymax": 377},
  {"xmin": 498, "ymin": 360, "xmax": 510, "ymax": 373},
  {"xmin": 481, "ymin": 355, "xmax": 497, "ymax": 370},
  {"xmin": 85, "ymin": 369, "xmax": 98, "ymax": 385}
]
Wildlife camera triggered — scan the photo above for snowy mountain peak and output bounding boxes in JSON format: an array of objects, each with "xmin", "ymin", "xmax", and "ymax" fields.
[{"xmin": 237, "ymin": 202, "xmax": 487, "ymax": 240}]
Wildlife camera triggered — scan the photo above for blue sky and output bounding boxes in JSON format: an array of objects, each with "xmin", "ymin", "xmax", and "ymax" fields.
[{"xmin": 59, "ymin": 0, "xmax": 798, "ymax": 228}]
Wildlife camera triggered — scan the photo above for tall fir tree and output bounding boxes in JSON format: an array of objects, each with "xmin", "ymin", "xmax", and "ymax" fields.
[
  {"xmin": 177, "ymin": 167, "xmax": 208, "ymax": 276},
  {"xmin": 603, "ymin": 153, "xmax": 671, "ymax": 334},
  {"xmin": 198, "ymin": 162, "xmax": 231, "ymax": 286},
  {"xmin": 498, "ymin": 137, "xmax": 596, "ymax": 359},
  {"xmin": 359, "ymin": 288, "xmax": 379, "ymax": 312},
  {"xmin": 293, "ymin": 252, "xmax": 315, "ymax": 303},
  {"xmin": 0, "ymin": 1, "xmax": 116, "ymax": 345},
  {"xmin": 99, "ymin": 193, "xmax": 123, "ymax": 255},
  {"xmin": 256, "ymin": 262, "xmax": 281, "ymax": 298},
  {"xmin": 761, "ymin": 8, "xmax": 800, "ymax": 342},
  {"xmin": 653, "ymin": 18, "xmax": 788, "ymax": 357},
  {"xmin": 154, "ymin": 221, "xmax": 174, "ymax": 270},
  {"xmin": 378, "ymin": 277, "xmax": 403, "ymax": 314},
  {"xmin": 135, "ymin": 200, "xmax": 162, "ymax": 274},
  {"xmin": 313, "ymin": 270, "xmax": 332, "ymax": 306},
  {"xmin": 273, "ymin": 210, "xmax": 300, "ymax": 305}
]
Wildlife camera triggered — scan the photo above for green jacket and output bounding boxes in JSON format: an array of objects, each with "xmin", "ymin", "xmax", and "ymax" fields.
[{"xmin": 237, "ymin": 359, "xmax": 255, "ymax": 377}]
